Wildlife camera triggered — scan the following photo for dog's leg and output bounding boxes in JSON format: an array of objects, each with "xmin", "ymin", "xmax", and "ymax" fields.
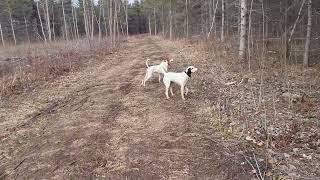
[
  {"xmin": 158, "ymin": 74, "xmax": 162, "ymax": 83},
  {"xmin": 141, "ymin": 73, "xmax": 147, "ymax": 86},
  {"xmin": 180, "ymin": 86, "xmax": 185, "ymax": 100},
  {"xmin": 143, "ymin": 72, "xmax": 152, "ymax": 86},
  {"xmin": 185, "ymin": 87, "xmax": 189, "ymax": 95},
  {"xmin": 165, "ymin": 85, "xmax": 170, "ymax": 99},
  {"xmin": 164, "ymin": 81, "xmax": 171, "ymax": 99},
  {"xmin": 170, "ymin": 86, "xmax": 174, "ymax": 96}
]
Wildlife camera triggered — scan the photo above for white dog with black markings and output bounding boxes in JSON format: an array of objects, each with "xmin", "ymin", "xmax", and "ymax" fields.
[
  {"xmin": 141, "ymin": 58, "xmax": 173, "ymax": 87},
  {"xmin": 162, "ymin": 66, "xmax": 198, "ymax": 100}
]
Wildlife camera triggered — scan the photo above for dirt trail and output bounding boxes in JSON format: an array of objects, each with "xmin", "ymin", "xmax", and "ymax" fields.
[{"xmin": 0, "ymin": 37, "xmax": 250, "ymax": 179}]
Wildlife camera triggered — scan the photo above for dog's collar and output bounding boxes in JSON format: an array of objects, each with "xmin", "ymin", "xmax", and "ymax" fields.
[{"xmin": 184, "ymin": 70, "xmax": 191, "ymax": 78}]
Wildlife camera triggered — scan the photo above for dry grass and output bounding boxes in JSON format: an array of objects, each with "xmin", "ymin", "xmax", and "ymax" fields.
[
  {"xmin": 0, "ymin": 38, "xmax": 117, "ymax": 97},
  {"xmin": 157, "ymin": 35, "xmax": 320, "ymax": 179}
]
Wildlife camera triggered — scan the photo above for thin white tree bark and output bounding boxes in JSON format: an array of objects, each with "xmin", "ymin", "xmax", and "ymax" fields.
[
  {"xmin": 61, "ymin": 0, "xmax": 69, "ymax": 41},
  {"xmin": 185, "ymin": 0, "xmax": 189, "ymax": 38},
  {"xmin": 148, "ymin": 15, "xmax": 152, "ymax": 36},
  {"xmin": 221, "ymin": 0, "xmax": 225, "ymax": 42},
  {"xmin": 98, "ymin": 0, "xmax": 102, "ymax": 41},
  {"xmin": 45, "ymin": 0, "xmax": 52, "ymax": 42},
  {"xmin": 24, "ymin": 16, "xmax": 30, "ymax": 43},
  {"xmin": 91, "ymin": 0, "xmax": 95, "ymax": 39},
  {"xmin": 113, "ymin": 0, "xmax": 117, "ymax": 43},
  {"xmin": 0, "ymin": 23, "xmax": 5, "ymax": 47},
  {"xmin": 9, "ymin": 11, "xmax": 17, "ymax": 45},
  {"xmin": 83, "ymin": 0, "xmax": 89, "ymax": 38},
  {"xmin": 125, "ymin": 0, "xmax": 129, "ymax": 36},
  {"xmin": 207, "ymin": 0, "xmax": 219, "ymax": 38},
  {"xmin": 303, "ymin": 0, "xmax": 312, "ymax": 67},
  {"xmin": 169, "ymin": 0, "xmax": 173, "ymax": 40},
  {"xmin": 289, "ymin": 0, "xmax": 306, "ymax": 43},
  {"xmin": 37, "ymin": 2, "xmax": 47, "ymax": 43},
  {"xmin": 52, "ymin": 5, "xmax": 56, "ymax": 41},
  {"xmin": 102, "ymin": 0, "xmax": 108, "ymax": 37},
  {"xmin": 116, "ymin": 1, "xmax": 120, "ymax": 42},
  {"xmin": 109, "ymin": 0, "xmax": 113, "ymax": 43},
  {"xmin": 74, "ymin": 6, "xmax": 80, "ymax": 39},
  {"xmin": 248, "ymin": 0, "xmax": 254, "ymax": 71},
  {"xmin": 239, "ymin": 0, "xmax": 247, "ymax": 60},
  {"xmin": 162, "ymin": 7, "xmax": 165, "ymax": 36},
  {"xmin": 72, "ymin": 6, "xmax": 77, "ymax": 40},
  {"xmin": 154, "ymin": 7, "xmax": 157, "ymax": 35}
]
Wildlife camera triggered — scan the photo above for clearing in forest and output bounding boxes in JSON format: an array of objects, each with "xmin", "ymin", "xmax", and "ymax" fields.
[{"xmin": 0, "ymin": 37, "xmax": 252, "ymax": 179}]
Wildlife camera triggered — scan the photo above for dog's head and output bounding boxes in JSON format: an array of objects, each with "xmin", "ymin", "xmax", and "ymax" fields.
[
  {"xmin": 162, "ymin": 59, "xmax": 173, "ymax": 66},
  {"xmin": 185, "ymin": 66, "xmax": 198, "ymax": 77}
]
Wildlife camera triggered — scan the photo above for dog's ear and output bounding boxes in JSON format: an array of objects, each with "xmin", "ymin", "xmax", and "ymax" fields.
[
  {"xmin": 188, "ymin": 67, "xmax": 192, "ymax": 73},
  {"xmin": 169, "ymin": 59, "xmax": 174, "ymax": 62},
  {"xmin": 186, "ymin": 67, "xmax": 192, "ymax": 77}
]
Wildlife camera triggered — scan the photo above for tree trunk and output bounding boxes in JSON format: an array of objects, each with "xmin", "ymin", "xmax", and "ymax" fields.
[
  {"xmin": 113, "ymin": 0, "xmax": 117, "ymax": 43},
  {"xmin": 169, "ymin": 0, "xmax": 173, "ymax": 40},
  {"xmin": 24, "ymin": 16, "xmax": 30, "ymax": 43},
  {"xmin": 0, "ymin": 23, "xmax": 5, "ymax": 47},
  {"xmin": 52, "ymin": 5, "xmax": 56, "ymax": 41},
  {"xmin": 148, "ymin": 14, "xmax": 152, "ymax": 36},
  {"xmin": 91, "ymin": 0, "xmax": 95, "ymax": 39},
  {"xmin": 207, "ymin": 0, "xmax": 219, "ymax": 38},
  {"xmin": 185, "ymin": 0, "xmax": 189, "ymax": 38},
  {"xmin": 62, "ymin": 0, "xmax": 69, "ymax": 41},
  {"xmin": 9, "ymin": 11, "xmax": 17, "ymax": 45},
  {"xmin": 125, "ymin": 0, "xmax": 129, "ymax": 36},
  {"xmin": 74, "ymin": 7, "xmax": 80, "ymax": 39},
  {"xmin": 102, "ymin": 0, "xmax": 108, "ymax": 37},
  {"xmin": 117, "ymin": 1, "xmax": 120, "ymax": 42},
  {"xmin": 154, "ymin": 7, "xmax": 157, "ymax": 35},
  {"xmin": 37, "ymin": 2, "xmax": 47, "ymax": 43},
  {"xmin": 45, "ymin": 0, "xmax": 52, "ymax": 42},
  {"xmin": 109, "ymin": 0, "xmax": 113, "ymax": 43},
  {"xmin": 162, "ymin": 7, "xmax": 165, "ymax": 36},
  {"xmin": 248, "ymin": 0, "xmax": 254, "ymax": 71},
  {"xmin": 239, "ymin": 0, "xmax": 247, "ymax": 60},
  {"xmin": 72, "ymin": 6, "xmax": 77, "ymax": 40},
  {"xmin": 289, "ymin": 0, "xmax": 306, "ymax": 43},
  {"xmin": 221, "ymin": 0, "xmax": 225, "ymax": 42},
  {"xmin": 83, "ymin": 0, "xmax": 89, "ymax": 39},
  {"xmin": 303, "ymin": 0, "xmax": 312, "ymax": 67},
  {"xmin": 98, "ymin": 0, "xmax": 102, "ymax": 41}
]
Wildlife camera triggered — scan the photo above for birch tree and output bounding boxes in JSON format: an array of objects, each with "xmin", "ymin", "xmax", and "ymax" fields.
[
  {"xmin": 83, "ymin": 0, "xmax": 91, "ymax": 39},
  {"xmin": 154, "ymin": 7, "xmax": 157, "ymax": 35},
  {"xmin": 124, "ymin": 0, "xmax": 129, "ymax": 36},
  {"xmin": 169, "ymin": 0, "xmax": 173, "ymax": 40},
  {"xmin": 239, "ymin": 0, "xmax": 247, "ymax": 60},
  {"xmin": 303, "ymin": 0, "xmax": 312, "ymax": 67},
  {"xmin": 221, "ymin": 0, "xmax": 225, "ymax": 42},
  {"xmin": 185, "ymin": 0, "xmax": 188, "ymax": 38},
  {"xmin": 0, "ymin": 23, "xmax": 5, "ymax": 46},
  {"xmin": 61, "ymin": 0, "xmax": 69, "ymax": 41},
  {"xmin": 37, "ymin": 1, "xmax": 47, "ymax": 43},
  {"xmin": 5, "ymin": 0, "xmax": 17, "ymax": 45},
  {"xmin": 45, "ymin": 0, "xmax": 52, "ymax": 42}
]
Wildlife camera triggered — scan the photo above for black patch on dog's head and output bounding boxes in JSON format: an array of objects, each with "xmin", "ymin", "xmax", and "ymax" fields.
[{"xmin": 185, "ymin": 68, "xmax": 192, "ymax": 77}]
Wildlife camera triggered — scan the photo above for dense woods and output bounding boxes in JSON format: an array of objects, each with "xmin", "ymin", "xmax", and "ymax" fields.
[{"xmin": 0, "ymin": 0, "xmax": 319, "ymax": 67}]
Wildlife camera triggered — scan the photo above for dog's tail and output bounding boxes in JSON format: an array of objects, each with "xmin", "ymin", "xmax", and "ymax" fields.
[{"xmin": 146, "ymin": 58, "xmax": 150, "ymax": 68}]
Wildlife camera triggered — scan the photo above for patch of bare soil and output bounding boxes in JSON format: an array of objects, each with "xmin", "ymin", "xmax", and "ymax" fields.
[{"xmin": 0, "ymin": 36, "xmax": 252, "ymax": 179}]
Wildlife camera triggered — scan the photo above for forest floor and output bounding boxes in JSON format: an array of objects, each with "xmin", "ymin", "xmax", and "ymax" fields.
[{"xmin": 0, "ymin": 36, "xmax": 319, "ymax": 179}]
